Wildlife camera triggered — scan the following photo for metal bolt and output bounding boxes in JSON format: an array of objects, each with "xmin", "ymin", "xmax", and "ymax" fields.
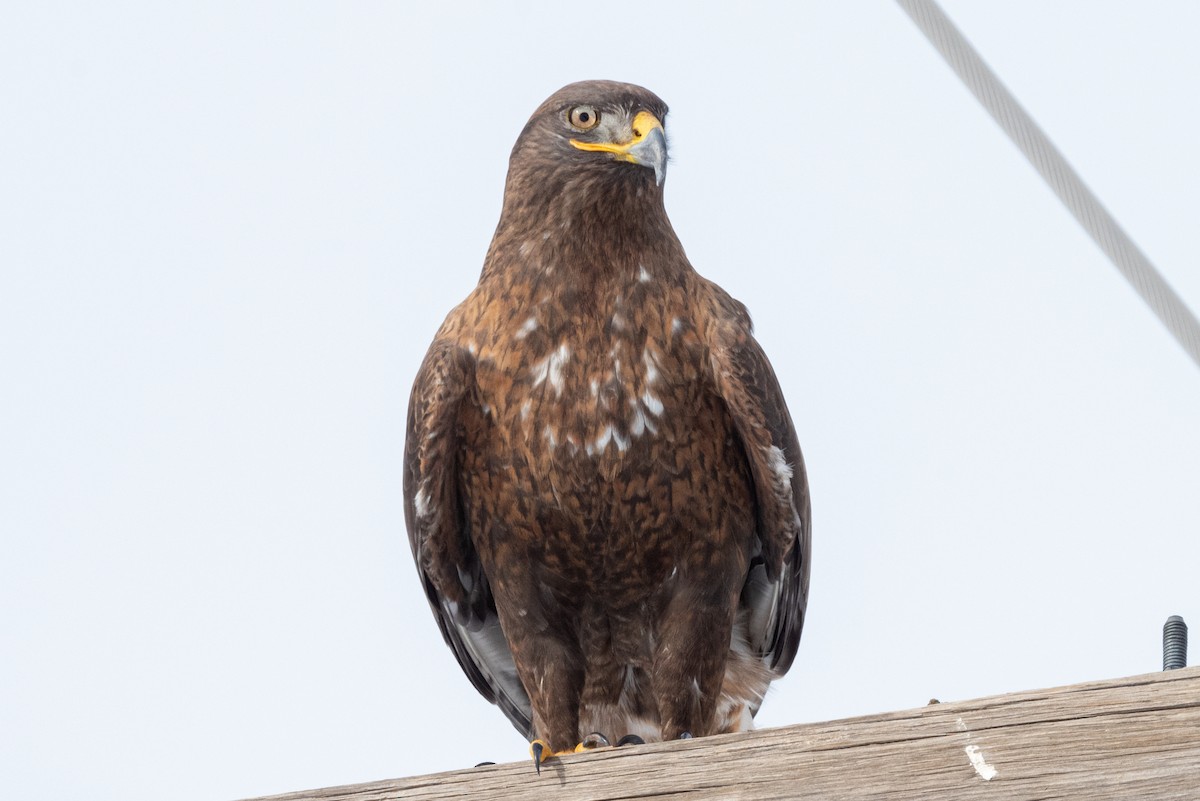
[{"xmin": 1163, "ymin": 615, "xmax": 1188, "ymax": 670}]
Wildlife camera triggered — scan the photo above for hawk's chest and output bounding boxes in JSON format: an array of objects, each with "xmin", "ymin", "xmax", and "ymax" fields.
[{"xmin": 472, "ymin": 297, "xmax": 701, "ymax": 463}]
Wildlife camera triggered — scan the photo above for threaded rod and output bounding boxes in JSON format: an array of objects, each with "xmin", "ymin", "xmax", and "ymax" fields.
[{"xmin": 1163, "ymin": 615, "xmax": 1188, "ymax": 670}]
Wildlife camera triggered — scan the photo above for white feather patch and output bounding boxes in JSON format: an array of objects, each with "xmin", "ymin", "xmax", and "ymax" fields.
[
  {"xmin": 413, "ymin": 483, "xmax": 432, "ymax": 519},
  {"xmin": 516, "ymin": 316, "xmax": 538, "ymax": 339},
  {"xmin": 530, "ymin": 343, "xmax": 570, "ymax": 396},
  {"xmin": 642, "ymin": 347, "xmax": 660, "ymax": 385},
  {"xmin": 764, "ymin": 444, "xmax": 793, "ymax": 484},
  {"xmin": 641, "ymin": 390, "xmax": 664, "ymax": 417}
]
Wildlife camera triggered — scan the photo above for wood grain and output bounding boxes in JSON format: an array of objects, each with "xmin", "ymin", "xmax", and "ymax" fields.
[{"xmin": 242, "ymin": 666, "xmax": 1200, "ymax": 801}]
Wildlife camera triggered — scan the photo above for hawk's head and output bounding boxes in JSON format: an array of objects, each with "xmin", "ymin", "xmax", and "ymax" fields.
[{"xmin": 510, "ymin": 80, "xmax": 670, "ymax": 189}]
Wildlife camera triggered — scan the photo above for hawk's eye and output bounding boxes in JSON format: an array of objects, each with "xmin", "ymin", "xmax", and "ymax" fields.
[{"xmin": 568, "ymin": 106, "xmax": 601, "ymax": 131}]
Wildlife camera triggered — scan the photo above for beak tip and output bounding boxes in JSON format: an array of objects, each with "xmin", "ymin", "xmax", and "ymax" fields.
[{"xmin": 630, "ymin": 126, "xmax": 668, "ymax": 188}]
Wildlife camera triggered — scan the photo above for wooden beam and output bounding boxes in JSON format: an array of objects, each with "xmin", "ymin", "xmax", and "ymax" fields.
[{"xmin": 244, "ymin": 666, "xmax": 1200, "ymax": 800}]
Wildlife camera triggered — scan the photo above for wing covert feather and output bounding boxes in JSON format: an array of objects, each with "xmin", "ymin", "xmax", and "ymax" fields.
[
  {"xmin": 707, "ymin": 298, "xmax": 811, "ymax": 676},
  {"xmin": 403, "ymin": 339, "xmax": 533, "ymax": 735}
]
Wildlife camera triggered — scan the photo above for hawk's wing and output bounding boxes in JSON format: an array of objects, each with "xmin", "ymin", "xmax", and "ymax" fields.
[
  {"xmin": 708, "ymin": 294, "xmax": 812, "ymax": 682},
  {"xmin": 403, "ymin": 338, "xmax": 533, "ymax": 736}
]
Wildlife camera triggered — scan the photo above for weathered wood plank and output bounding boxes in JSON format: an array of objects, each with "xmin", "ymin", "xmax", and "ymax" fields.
[{"xmin": 243, "ymin": 666, "xmax": 1200, "ymax": 801}]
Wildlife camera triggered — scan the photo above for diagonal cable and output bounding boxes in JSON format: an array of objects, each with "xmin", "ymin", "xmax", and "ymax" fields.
[{"xmin": 896, "ymin": 0, "xmax": 1200, "ymax": 369}]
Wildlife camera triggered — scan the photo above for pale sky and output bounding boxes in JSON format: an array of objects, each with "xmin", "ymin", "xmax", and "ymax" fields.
[{"xmin": 2, "ymin": 2, "xmax": 1198, "ymax": 799}]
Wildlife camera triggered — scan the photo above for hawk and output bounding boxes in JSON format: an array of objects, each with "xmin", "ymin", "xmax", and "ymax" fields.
[{"xmin": 404, "ymin": 80, "xmax": 810, "ymax": 768}]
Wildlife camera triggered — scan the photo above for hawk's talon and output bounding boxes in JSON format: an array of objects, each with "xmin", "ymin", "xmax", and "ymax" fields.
[
  {"xmin": 575, "ymin": 732, "xmax": 611, "ymax": 752},
  {"xmin": 678, "ymin": 731, "xmax": 693, "ymax": 739},
  {"xmin": 616, "ymin": 734, "xmax": 645, "ymax": 746},
  {"xmin": 530, "ymin": 739, "xmax": 549, "ymax": 774}
]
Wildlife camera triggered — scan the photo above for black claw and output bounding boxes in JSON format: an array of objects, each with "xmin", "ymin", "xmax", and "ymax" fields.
[
  {"xmin": 616, "ymin": 734, "xmax": 645, "ymax": 746},
  {"xmin": 678, "ymin": 731, "xmax": 693, "ymax": 739},
  {"xmin": 474, "ymin": 761, "xmax": 495, "ymax": 767},
  {"xmin": 531, "ymin": 742, "xmax": 544, "ymax": 774},
  {"xmin": 579, "ymin": 732, "xmax": 611, "ymax": 749}
]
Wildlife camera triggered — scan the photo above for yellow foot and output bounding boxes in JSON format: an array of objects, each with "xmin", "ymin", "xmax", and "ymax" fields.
[
  {"xmin": 532, "ymin": 733, "xmax": 614, "ymax": 773},
  {"xmin": 530, "ymin": 739, "xmax": 570, "ymax": 774}
]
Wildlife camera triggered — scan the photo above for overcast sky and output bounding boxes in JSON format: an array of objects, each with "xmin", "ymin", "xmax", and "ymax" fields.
[{"xmin": 2, "ymin": 2, "xmax": 1198, "ymax": 799}]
